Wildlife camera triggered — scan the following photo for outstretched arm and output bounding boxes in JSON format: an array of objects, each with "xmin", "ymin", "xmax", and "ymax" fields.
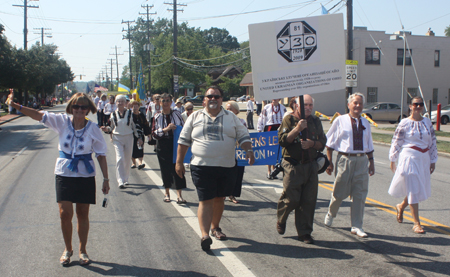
[{"xmin": 7, "ymin": 93, "xmax": 43, "ymax": 121}]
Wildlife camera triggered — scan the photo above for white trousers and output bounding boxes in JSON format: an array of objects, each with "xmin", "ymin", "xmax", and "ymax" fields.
[{"xmin": 112, "ymin": 133, "xmax": 134, "ymax": 186}]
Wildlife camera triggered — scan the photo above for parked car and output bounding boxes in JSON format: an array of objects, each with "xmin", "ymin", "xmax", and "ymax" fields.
[
  {"xmin": 362, "ymin": 102, "xmax": 405, "ymax": 124},
  {"xmin": 190, "ymin": 95, "xmax": 205, "ymax": 105},
  {"xmin": 177, "ymin": 96, "xmax": 192, "ymax": 104},
  {"xmin": 229, "ymin": 97, "xmax": 237, "ymax": 101},
  {"xmin": 236, "ymin": 95, "xmax": 247, "ymax": 102},
  {"xmin": 431, "ymin": 105, "xmax": 450, "ymax": 125}
]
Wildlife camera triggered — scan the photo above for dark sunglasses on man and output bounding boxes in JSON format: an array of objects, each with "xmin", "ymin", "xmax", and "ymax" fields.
[
  {"xmin": 205, "ymin": 95, "xmax": 221, "ymax": 100},
  {"xmin": 412, "ymin": 102, "xmax": 424, "ymax": 107}
]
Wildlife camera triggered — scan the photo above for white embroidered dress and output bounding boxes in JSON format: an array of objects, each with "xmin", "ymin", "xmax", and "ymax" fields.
[
  {"xmin": 40, "ymin": 111, "xmax": 107, "ymax": 177},
  {"xmin": 388, "ymin": 117, "xmax": 438, "ymax": 204}
]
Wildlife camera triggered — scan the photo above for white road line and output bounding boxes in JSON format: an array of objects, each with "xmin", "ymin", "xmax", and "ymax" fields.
[
  {"xmin": 142, "ymin": 165, "xmax": 256, "ymax": 277},
  {"xmin": 375, "ymin": 161, "xmax": 386, "ymax": 165},
  {"xmin": 252, "ymin": 179, "xmax": 283, "ymax": 194}
]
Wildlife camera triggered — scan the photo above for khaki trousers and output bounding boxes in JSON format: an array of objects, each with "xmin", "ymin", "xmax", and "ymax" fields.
[
  {"xmin": 277, "ymin": 159, "xmax": 318, "ymax": 236},
  {"xmin": 328, "ymin": 154, "xmax": 369, "ymax": 228}
]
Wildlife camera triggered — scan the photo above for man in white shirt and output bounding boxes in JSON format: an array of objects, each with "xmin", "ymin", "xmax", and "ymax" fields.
[
  {"xmin": 246, "ymin": 96, "xmax": 254, "ymax": 129},
  {"xmin": 324, "ymin": 92, "xmax": 375, "ymax": 238},
  {"xmin": 176, "ymin": 86, "xmax": 254, "ymax": 251}
]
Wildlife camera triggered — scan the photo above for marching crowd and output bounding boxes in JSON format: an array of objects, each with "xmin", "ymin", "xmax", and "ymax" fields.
[{"xmin": 4, "ymin": 87, "xmax": 437, "ymax": 264}]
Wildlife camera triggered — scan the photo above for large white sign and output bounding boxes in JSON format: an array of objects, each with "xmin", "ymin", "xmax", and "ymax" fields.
[{"xmin": 248, "ymin": 14, "xmax": 345, "ymax": 101}]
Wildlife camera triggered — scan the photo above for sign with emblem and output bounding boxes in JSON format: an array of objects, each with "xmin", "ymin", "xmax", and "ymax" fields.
[{"xmin": 249, "ymin": 14, "xmax": 345, "ymax": 101}]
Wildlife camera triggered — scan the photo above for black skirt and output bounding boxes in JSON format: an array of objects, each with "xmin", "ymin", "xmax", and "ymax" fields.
[
  {"xmin": 132, "ymin": 135, "xmax": 144, "ymax": 158},
  {"xmin": 55, "ymin": 175, "xmax": 96, "ymax": 204},
  {"xmin": 156, "ymin": 137, "xmax": 187, "ymax": 190}
]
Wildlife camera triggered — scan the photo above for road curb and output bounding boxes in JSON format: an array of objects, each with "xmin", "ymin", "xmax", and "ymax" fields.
[{"xmin": 0, "ymin": 115, "xmax": 22, "ymax": 125}]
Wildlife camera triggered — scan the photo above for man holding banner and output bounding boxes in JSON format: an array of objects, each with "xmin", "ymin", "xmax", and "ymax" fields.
[
  {"xmin": 276, "ymin": 94, "xmax": 326, "ymax": 244},
  {"xmin": 175, "ymin": 86, "xmax": 254, "ymax": 251}
]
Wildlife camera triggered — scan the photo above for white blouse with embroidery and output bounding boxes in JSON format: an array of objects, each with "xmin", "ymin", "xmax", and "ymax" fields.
[
  {"xmin": 389, "ymin": 117, "xmax": 438, "ymax": 163},
  {"xmin": 40, "ymin": 111, "xmax": 107, "ymax": 177}
]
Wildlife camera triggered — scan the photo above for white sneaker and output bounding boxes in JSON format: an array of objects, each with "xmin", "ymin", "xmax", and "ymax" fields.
[
  {"xmin": 124, "ymin": 182, "xmax": 129, "ymax": 186},
  {"xmin": 351, "ymin": 227, "xmax": 368, "ymax": 238},
  {"xmin": 324, "ymin": 212, "xmax": 333, "ymax": 227}
]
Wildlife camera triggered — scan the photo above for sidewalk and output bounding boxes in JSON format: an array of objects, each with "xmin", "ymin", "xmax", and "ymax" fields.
[{"xmin": 0, "ymin": 113, "xmax": 22, "ymax": 125}]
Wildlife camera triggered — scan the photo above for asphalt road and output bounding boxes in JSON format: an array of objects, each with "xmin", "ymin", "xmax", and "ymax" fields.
[{"xmin": 0, "ymin": 105, "xmax": 449, "ymax": 276}]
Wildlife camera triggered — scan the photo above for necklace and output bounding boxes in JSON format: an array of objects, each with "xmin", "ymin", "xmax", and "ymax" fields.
[{"xmin": 73, "ymin": 119, "xmax": 87, "ymax": 139}]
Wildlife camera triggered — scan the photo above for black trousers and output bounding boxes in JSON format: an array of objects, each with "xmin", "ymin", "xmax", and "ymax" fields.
[{"xmin": 246, "ymin": 111, "xmax": 254, "ymax": 129}]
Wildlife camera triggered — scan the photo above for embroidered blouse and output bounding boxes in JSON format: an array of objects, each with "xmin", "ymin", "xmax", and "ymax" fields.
[
  {"xmin": 103, "ymin": 103, "xmax": 116, "ymax": 115},
  {"xmin": 152, "ymin": 110, "xmax": 184, "ymax": 139},
  {"xmin": 389, "ymin": 117, "xmax": 438, "ymax": 163},
  {"xmin": 40, "ymin": 111, "xmax": 107, "ymax": 177},
  {"xmin": 257, "ymin": 103, "xmax": 287, "ymax": 131}
]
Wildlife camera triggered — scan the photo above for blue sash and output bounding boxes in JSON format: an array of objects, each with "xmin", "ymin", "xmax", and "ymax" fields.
[{"xmin": 59, "ymin": 151, "xmax": 94, "ymax": 174}]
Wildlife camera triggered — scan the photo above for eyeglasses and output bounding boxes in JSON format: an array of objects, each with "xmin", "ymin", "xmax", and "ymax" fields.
[
  {"xmin": 154, "ymin": 98, "xmax": 160, "ymax": 101},
  {"xmin": 72, "ymin": 105, "xmax": 89, "ymax": 110},
  {"xmin": 186, "ymin": 108, "xmax": 193, "ymax": 111},
  {"xmin": 161, "ymin": 99, "xmax": 171, "ymax": 103},
  {"xmin": 205, "ymin": 95, "xmax": 221, "ymax": 99},
  {"xmin": 412, "ymin": 102, "xmax": 424, "ymax": 107}
]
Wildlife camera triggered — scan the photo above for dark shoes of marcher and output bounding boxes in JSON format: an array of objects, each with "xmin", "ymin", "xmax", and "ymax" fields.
[
  {"xmin": 276, "ymin": 221, "xmax": 286, "ymax": 235},
  {"xmin": 211, "ymin": 228, "xmax": 227, "ymax": 240},
  {"xmin": 298, "ymin": 234, "xmax": 314, "ymax": 244},
  {"xmin": 201, "ymin": 236, "xmax": 213, "ymax": 251}
]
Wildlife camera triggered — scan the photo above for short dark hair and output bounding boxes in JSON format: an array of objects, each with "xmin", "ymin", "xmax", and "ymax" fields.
[
  {"xmin": 160, "ymin": 92, "xmax": 172, "ymax": 100},
  {"xmin": 206, "ymin": 86, "xmax": 223, "ymax": 97}
]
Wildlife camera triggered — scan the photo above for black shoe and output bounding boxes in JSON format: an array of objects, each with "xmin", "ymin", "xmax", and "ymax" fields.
[
  {"xmin": 267, "ymin": 173, "xmax": 273, "ymax": 180},
  {"xmin": 138, "ymin": 164, "xmax": 145, "ymax": 170},
  {"xmin": 298, "ymin": 234, "xmax": 314, "ymax": 244},
  {"xmin": 272, "ymin": 175, "xmax": 279, "ymax": 180},
  {"xmin": 201, "ymin": 236, "xmax": 213, "ymax": 251},
  {"xmin": 277, "ymin": 222, "xmax": 286, "ymax": 235}
]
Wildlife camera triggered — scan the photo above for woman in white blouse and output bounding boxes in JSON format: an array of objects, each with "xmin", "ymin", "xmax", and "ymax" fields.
[
  {"xmin": 102, "ymin": 95, "xmax": 142, "ymax": 189},
  {"xmin": 389, "ymin": 97, "xmax": 438, "ymax": 234},
  {"xmin": 6, "ymin": 92, "xmax": 109, "ymax": 266},
  {"xmin": 152, "ymin": 93, "xmax": 186, "ymax": 203},
  {"xmin": 103, "ymin": 95, "xmax": 117, "ymax": 125},
  {"xmin": 96, "ymin": 94, "xmax": 108, "ymax": 126}
]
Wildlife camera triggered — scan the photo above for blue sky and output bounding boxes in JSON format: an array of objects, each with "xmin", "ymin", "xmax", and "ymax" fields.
[{"xmin": 1, "ymin": 0, "xmax": 449, "ymax": 81}]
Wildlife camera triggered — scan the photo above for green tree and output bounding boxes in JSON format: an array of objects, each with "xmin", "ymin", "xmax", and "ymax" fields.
[{"xmin": 445, "ymin": 25, "xmax": 450, "ymax": 37}]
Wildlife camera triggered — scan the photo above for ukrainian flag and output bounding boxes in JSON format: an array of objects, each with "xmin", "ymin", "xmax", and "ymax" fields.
[{"xmin": 118, "ymin": 83, "xmax": 130, "ymax": 93}]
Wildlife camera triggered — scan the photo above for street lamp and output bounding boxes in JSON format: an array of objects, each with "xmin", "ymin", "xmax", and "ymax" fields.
[{"xmin": 390, "ymin": 32, "xmax": 407, "ymax": 122}]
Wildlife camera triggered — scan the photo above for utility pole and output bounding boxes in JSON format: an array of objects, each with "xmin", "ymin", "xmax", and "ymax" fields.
[
  {"xmin": 33, "ymin": 27, "xmax": 52, "ymax": 45},
  {"xmin": 122, "ymin": 20, "xmax": 135, "ymax": 90},
  {"xmin": 165, "ymin": 0, "xmax": 186, "ymax": 98},
  {"xmin": 111, "ymin": 46, "xmax": 123, "ymax": 85},
  {"xmin": 140, "ymin": 4, "xmax": 156, "ymax": 95},
  {"xmin": 103, "ymin": 65, "xmax": 110, "ymax": 89},
  {"xmin": 13, "ymin": 0, "xmax": 39, "ymax": 50},
  {"xmin": 107, "ymin": 58, "xmax": 115, "ymax": 91},
  {"xmin": 346, "ymin": 0, "xmax": 353, "ymax": 111}
]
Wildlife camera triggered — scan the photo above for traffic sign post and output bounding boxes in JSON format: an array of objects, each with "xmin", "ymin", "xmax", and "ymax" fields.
[{"xmin": 345, "ymin": 60, "xmax": 358, "ymax": 87}]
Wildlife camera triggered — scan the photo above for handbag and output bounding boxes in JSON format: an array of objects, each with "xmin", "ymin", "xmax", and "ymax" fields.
[{"xmin": 316, "ymin": 152, "xmax": 330, "ymax": 174}]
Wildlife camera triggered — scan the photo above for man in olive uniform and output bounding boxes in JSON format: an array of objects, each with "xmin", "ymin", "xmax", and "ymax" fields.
[{"xmin": 276, "ymin": 94, "xmax": 327, "ymax": 244}]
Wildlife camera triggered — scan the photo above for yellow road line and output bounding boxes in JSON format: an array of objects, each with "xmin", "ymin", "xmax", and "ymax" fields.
[{"xmin": 319, "ymin": 182, "xmax": 450, "ymax": 236}]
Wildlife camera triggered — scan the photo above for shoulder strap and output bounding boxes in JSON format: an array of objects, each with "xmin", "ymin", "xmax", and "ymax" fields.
[
  {"xmin": 112, "ymin": 111, "xmax": 118, "ymax": 126},
  {"xmin": 127, "ymin": 109, "xmax": 132, "ymax": 126}
]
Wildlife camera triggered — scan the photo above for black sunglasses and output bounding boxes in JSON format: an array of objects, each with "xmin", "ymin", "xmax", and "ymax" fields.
[
  {"xmin": 72, "ymin": 105, "xmax": 89, "ymax": 110},
  {"xmin": 412, "ymin": 102, "xmax": 424, "ymax": 107},
  {"xmin": 186, "ymin": 108, "xmax": 193, "ymax": 111},
  {"xmin": 161, "ymin": 99, "xmax": 171, "ymax": 103},
  {"xmin": 205, "ymin": 95, "xmax": 221, "ymax": 99}
]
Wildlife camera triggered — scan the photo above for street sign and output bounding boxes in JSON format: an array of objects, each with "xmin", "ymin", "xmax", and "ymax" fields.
[
  {"xmin": 173, "ymin": 75, "xmax": 179, "ymax": 83},
  {"xmin": 345, "ymin": 60, "xmax": 358, "ymax": 87}
]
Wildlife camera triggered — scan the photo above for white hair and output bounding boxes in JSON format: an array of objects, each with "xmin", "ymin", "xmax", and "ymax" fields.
[
  {"xmin": 347, "ymin": 92, "xmax": 365, "ymax": 105},
  {"xmin": 115, "ymin": 94, "xmax": 127, "ymax": 103}
]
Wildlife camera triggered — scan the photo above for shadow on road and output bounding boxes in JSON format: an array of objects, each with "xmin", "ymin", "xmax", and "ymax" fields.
[{"xmin": 83, "ymin": 261, "xmax": 212, "ymax": 276}]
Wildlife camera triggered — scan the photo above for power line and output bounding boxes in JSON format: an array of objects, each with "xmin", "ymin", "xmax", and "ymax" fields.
[
  {"xmin": 122, "ymin": 19, "xmax": 135, "ymax": 89},
  {"xmin": 12, "ymin": 0, "xmax": 39, "ymax": 49}
]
